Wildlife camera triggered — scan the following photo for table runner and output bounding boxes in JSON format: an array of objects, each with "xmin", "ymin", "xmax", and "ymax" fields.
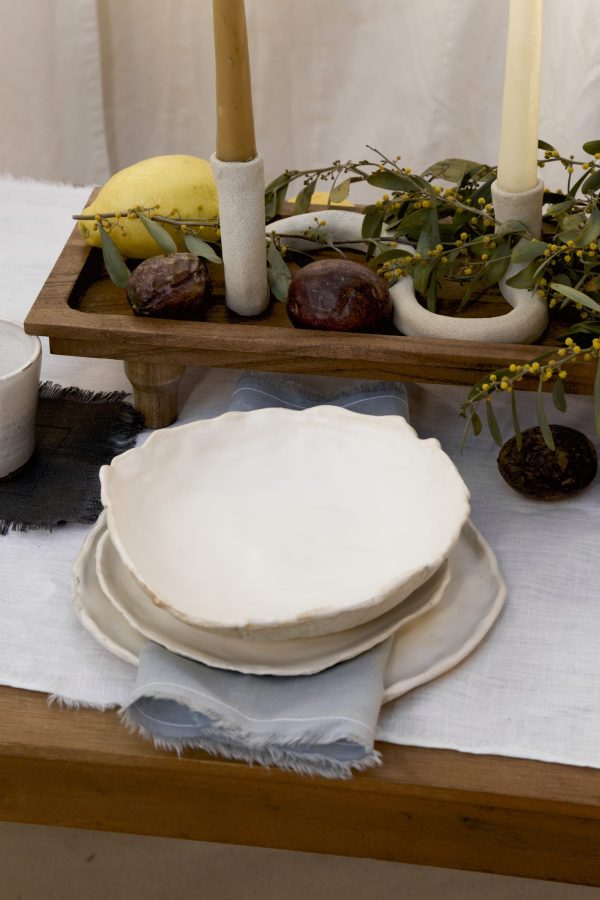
[{"xmin": 1, "ymin": 175, "xmax": 600, "ymax": 769}]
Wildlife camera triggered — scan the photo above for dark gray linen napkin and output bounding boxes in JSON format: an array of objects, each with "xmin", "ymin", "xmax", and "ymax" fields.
[
  {"xmin": 0, "ymin": 382, "xmax": 144, "ymax": 534},
  {"xmin": 121, "ymin": 373, "xmax": 409, "ymax": 778}
]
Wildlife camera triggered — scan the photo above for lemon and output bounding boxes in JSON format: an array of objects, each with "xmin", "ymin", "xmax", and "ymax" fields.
[{"xmin": 78, "ymin": 155, "xmax": 219, "ymax": 259}]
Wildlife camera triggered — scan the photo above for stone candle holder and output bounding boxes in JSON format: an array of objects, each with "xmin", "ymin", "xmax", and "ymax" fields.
[
  {"xmin": 272, "ymin": 180, "xmax": 548, "ymax": 345},
  {"xmin": 211, "ymin": 153, "xmax": 269, "ymax": 316}
]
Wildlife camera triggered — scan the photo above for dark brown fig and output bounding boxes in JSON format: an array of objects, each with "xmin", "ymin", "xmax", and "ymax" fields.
[
  {"xmin": 126, "ymin": 252, "xmax": 211, "ymax": 318},
  {"xmin": 497, "ymin": 425, "xmax": 597, "ymax": 500},
  {"xmin": 286, "ymin": 259, "xmax": 392, "ymax": 332}
]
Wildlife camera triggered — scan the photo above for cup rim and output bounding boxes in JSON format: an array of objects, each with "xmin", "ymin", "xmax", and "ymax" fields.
[{"xmin": 0, "ymin": 318, "xmax": 41, "ymax": 383}]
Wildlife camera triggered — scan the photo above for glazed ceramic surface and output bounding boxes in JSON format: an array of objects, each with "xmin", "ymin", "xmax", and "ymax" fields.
[
  {"xmin": 73, "ymin": 517, "xmax": 504, "ymax": 696},
  {"xmin": 0, "ymin": 319, "xmax": 41, "ymax": 478},
  {"xmin": 71, "ymin": 514, "xmax": 146, "ymax": 665},
  {"xmin": 101, "ymin": 405, "xmax": 470, "ymax": 639},
  {"xmin": 382, "ymin": 520, "xmax": 506, "ymax": 702},
  {"xmin": 95, "ymin": 525, "xmax": 450, "ymax": 676}
]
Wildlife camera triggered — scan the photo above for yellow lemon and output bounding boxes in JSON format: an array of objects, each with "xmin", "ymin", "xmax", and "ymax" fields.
[
  {"xmin": 288, "ymin": 190, "xmax": 354, "ymax": 208},
  {"xmin": 78, "ymin": 155, "xmax": 219, "ymax": 259}
]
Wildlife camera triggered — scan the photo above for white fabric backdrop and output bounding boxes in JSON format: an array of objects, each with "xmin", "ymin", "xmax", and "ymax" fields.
[{"xmin": 1, "ymin": 0, "xmax": 599, "ymax": 192}]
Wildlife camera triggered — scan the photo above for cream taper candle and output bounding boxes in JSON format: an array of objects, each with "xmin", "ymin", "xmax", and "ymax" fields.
[{"xmin": 497, "ymin": 0, "xmax": 543, "ymax": 193}]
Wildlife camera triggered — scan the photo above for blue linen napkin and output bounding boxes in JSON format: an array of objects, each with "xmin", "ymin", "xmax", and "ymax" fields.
[{"xmin": 121, "ymin": 373, "xmax": 409, "ymax": 778}]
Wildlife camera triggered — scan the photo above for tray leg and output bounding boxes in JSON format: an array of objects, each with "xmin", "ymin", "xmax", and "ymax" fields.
[{"xmin": 124, "ymin": 361, "xmax": 185, "ymax": 428}]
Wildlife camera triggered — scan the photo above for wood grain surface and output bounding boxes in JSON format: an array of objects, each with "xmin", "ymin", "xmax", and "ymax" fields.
[{"xmin": 2, "ymin": 685, "xmax": 600, "ymax": 885}]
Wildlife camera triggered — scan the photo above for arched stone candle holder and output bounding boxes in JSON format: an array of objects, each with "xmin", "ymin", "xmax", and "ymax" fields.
[
  {"xmin": 269, "ymin": 180, "xmax": 548, "ymax": 345},
  {"xmin": 211, "ymin": 153, "xmax": 269, "ymax": 316}
]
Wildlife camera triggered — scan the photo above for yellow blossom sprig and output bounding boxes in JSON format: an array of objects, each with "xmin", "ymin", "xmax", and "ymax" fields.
[{"xmin": 461, "ymin": 336, "xmax": 600, "ymax": 451}]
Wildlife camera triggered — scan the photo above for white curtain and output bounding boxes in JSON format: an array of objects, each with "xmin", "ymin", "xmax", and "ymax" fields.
[{"xmin": 1, "ymin": 0, "xmax": 599, "ymax": 195}]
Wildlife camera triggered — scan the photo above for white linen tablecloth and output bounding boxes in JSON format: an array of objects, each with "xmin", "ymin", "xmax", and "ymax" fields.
[{"xmin": 1, "ymin": 175, "xmax": 600, "ymax": 767}]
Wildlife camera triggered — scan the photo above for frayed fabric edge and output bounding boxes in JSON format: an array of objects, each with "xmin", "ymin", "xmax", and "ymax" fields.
[
  {"xmin": 48, "ymin": 693, "xmax": 118, "ymax": 711},
  {"xmin": 119, "ymin": 706, "xmax": 381, "ymax": 779}
]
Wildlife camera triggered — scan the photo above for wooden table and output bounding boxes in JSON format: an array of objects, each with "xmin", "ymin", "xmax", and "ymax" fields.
[{"xmin": 2, "ymin": 685, "xmax": 600, "ymax": 886}]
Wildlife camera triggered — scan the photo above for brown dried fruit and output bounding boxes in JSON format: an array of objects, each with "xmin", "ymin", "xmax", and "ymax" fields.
[
  {"xmin": 126, "ymin": 252, "xmax": 211, "ymax": 318},
  {"xmin": 497, "ymin": 425, "xmax": 598, "ymax": 500},
  {"xmin": 287, "ymin": 259, "xmax": 392, "ymax": 332}
]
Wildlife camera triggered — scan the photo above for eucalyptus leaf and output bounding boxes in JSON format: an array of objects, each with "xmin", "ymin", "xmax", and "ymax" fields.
[
  {"xmin": 486, "ymin": 400, "xmax": 503, "ymax": 447},
  {"xmin": 267, "ymin": 238, "xmax": 292, "ymax": 276},
  {"xmin": 426, "ymin": 277, "xmax": 438, "ymax": 312},
  {"xmin": 264, "ymin": 192, "xmax": 278, "ymax": 221},
  {"xmin": 536, "ymin": 380, "xmax": 555, "ymax": 450},
  {"xmin": 511, "ymin": 237, "xmax": 549, "ymax": 265},
  {"xmin": 267, "ymin": 267, "xmax": 291, "ymax": 302},
  {"xmin": 294, "ymin": 180, "xmax": 316, "ymax": 214},
  {"xmin": 367, "ymin": 171, "xmax": 418, "ymax": 193},
  {"xmin": 329, "ymin": 178, "xmax": 352, "ymax": 204},
  {"xmin": 137, "ymin": 212, "xmax": 177, "ymax": 253},
  {"xmin": 546, "ymin": 200, "xmax": 574, "ymax": 216},
  {"xmin": 361, "ymin": 206, "xmax": 384, "ymax": 239},
  {"xmin": 98, "ymin": 222, "xmax": 130, "ymax": 288},
  {"xmin": 552, "ymin": 377, "xmax": 567, "ymax": 413},
  {"xmin": 371, "ymin": 247, "xmax": 413, "ymax": 266},
  {"xmin": 511, "ymin": 390, "xmax": 522, "ymax": 451},
  {"xmin": 416, "ymin": 207, "xmax": 440, "ymax": 257},
  {"xmin": 393, "ymin": 207, "xmax": 428, "ymax": 239},
  {"xmin": 583, "ymin": 140, "xmax": 600, "ymax": 156},
  {"xmin": 265, "ymin": 172, "xmax": 293, "ymax": 194},
  {"xmin": 494, "ymin": 219, "xmax": 527, "ymax": 239},
  {"xmin": 505, "ymin": 260, "xmax": 542, "ymax": 289},
  {"xmin": 422, "ymin": 158, "xmax": 486, "ymax": 184},
  {"xmin": 184, "ymin": 233, "xmax": 222, "ymax": 264},
  {"xmin": 480, "ymin": 240, "xmax": 511, "ymax": 289},
  {"xmin": 583, "ymin": 169, "xmax": 600, "ymax": 194},
  {"xmin": 575, "ymin": 204, "xmax": 600, "ymax": 247},
  {"xmin": 471, "ymin": 411, "xmax": 482, "ymax": 436},
  {"xmin": 550, "ymin": 283, "xmax": 600, "ymax": 314},
  {"xmin": 538, "ymin": 139, "xmax": 556, "ymax": 152}
]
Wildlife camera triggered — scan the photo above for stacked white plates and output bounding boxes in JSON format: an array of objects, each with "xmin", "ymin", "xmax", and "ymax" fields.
[{"xmin": 72, "ymin": 406, "xmax": 506, "ymax": 702}]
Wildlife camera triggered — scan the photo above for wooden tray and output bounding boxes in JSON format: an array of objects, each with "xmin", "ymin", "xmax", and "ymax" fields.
[{"xmin": 25, "ymin": 204, "xmax": 596, "ymax": 427}]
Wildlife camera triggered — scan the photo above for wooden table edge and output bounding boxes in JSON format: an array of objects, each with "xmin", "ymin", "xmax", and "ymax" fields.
[{"xmin": 2, "ymin": 685, "xmax": 600, "ymax": 885}]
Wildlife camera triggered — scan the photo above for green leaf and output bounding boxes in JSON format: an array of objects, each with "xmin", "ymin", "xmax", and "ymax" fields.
[
  {"xmin": 480, "ymin": 240, "xmax": 511, "ymax": 289},
  {"xmin": 582, "ymin": 169, "xmax": 600, "ymax": 194},
  {"xmin": 422, "ymin": 158, "xmax": 487, "ymax": 184},
  {"xmin": 471, "ymin": 410, "xmax": 483, "ymax": 436},
  {"xmin": 361, "ymin": 206, "xmax": 385, "ymax": 239},
  {"xmin": 486, "ymin": 400, "xmax": 503, "ymax": 447},
  {"xmin": 367, "ymin": 171, "xmax": 418, "ymax": 192},
  {"xmin": 267, "ymin": 267, "xmax": 291, "ymax": 302},
  {"xmin": 583, "ymin": 140, "xmax": 600, "ymax": 156},
  {"xmin": 426, "ymin": 277, "xmax": 438, "ymax": 312},
  {"xmin": 370, "ymin": 247, "xmax": 413, "ymax": 266},
  {"xmin": 575, "ymin": 204, "xmax": 600, "ymax": 247},
  {"xmin": 538, "ymin": 139, "xmax": 556, "ymax": 152},
  {"xmin": 552, "ymin": 377, "xmax": 567, "ymax": 413},
  {"xmin": 546, "ymin": 199, "xmax": 574, "ymax": 216},
  {"xmin": 329, "ymin": 178, "xmax": 352, "ymax": 204},
  {"xmin": 264, "ymin": 192, "xmax": 278, "ymax": 221},
  {"xmin": 294, "ymin": 180, "xmax": 316, "ymax": 214},
  {"xmin": 137, "ymin": 213, "xmax": 177, "ymax": 253},
  {"xmin": 511, "ymin": 390, "xmax": 522, "ymax": 452},
  {"xmin": 536, "ymin": 380, "xmax": 555, "ymax": 450},
  {"xmin": 413, "ymin": 258, "xmax": 437, "ymax": 297},
  {"xmin": 506, "ymin": 260, "xmax": 542, "ymax": 289},
  {"xmin": 184, "ymin": 233, "xmax": 222, "ymax": 264},
  {"xmin": 98, "ymin": 223, "xmax": 130, "ymax": 288},
  {"xmin": 550, "ymin": 283, "xmax": 600, "ymax": 314},
  {"xmin": 510, "ymin": 237, "xmax": 549, "ymax": 265},
  {"xmin": 393, "ymin": 208, "xmax": 428, "ymax": 239},
  {"xmin": 416, "ymin": 207, "xmax": 440, "ymax": 257},
  {"xmin": 267, "ymin": 238, "xmax": 291, "ymax": 275},
  {"xmin": 595, "ymin": 358, "xmax": 600, "ymax": 436},
  {"xmin": 494, "ymin": 219, "xmax": 527, "ymax": 239}
]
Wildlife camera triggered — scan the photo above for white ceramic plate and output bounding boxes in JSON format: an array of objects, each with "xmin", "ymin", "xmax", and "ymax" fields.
[
  {"xmin": 95, "ymin": 522, "xmax": 450, "ymax": 676},
  {"xmin": 72, "ymin": 515, "xmax": 505, "ymax": 697},
  {"xmin": 100, "ymin": 406, "xmax": 470, "ymax": 639}
]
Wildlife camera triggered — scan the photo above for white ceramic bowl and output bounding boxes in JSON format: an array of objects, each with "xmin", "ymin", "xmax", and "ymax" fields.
[
  {"xmin": 0, "ymin": 319, "xmax": 41, "ymax": 479},
  {"xmin": 101, "ymin": 405, "xmax": 470, "ymax": 640}
]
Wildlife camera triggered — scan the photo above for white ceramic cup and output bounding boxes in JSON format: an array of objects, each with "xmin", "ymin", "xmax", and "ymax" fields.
[{"xmin": 0, "ymin": 320, "xmax": 42, "ymax": 479}]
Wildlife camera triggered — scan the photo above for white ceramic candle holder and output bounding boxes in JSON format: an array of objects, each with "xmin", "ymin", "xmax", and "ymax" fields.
[
  {"xmin": 0, "ymin": 320, "xmax": 41, "ymax": 479},
  {"xmin": 211, "ymin": 152, "xmax": 269, "ymax": 316},
  {"xmin": 271, "ymin": 181, "xmax": 548, "ymax": 344}
]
